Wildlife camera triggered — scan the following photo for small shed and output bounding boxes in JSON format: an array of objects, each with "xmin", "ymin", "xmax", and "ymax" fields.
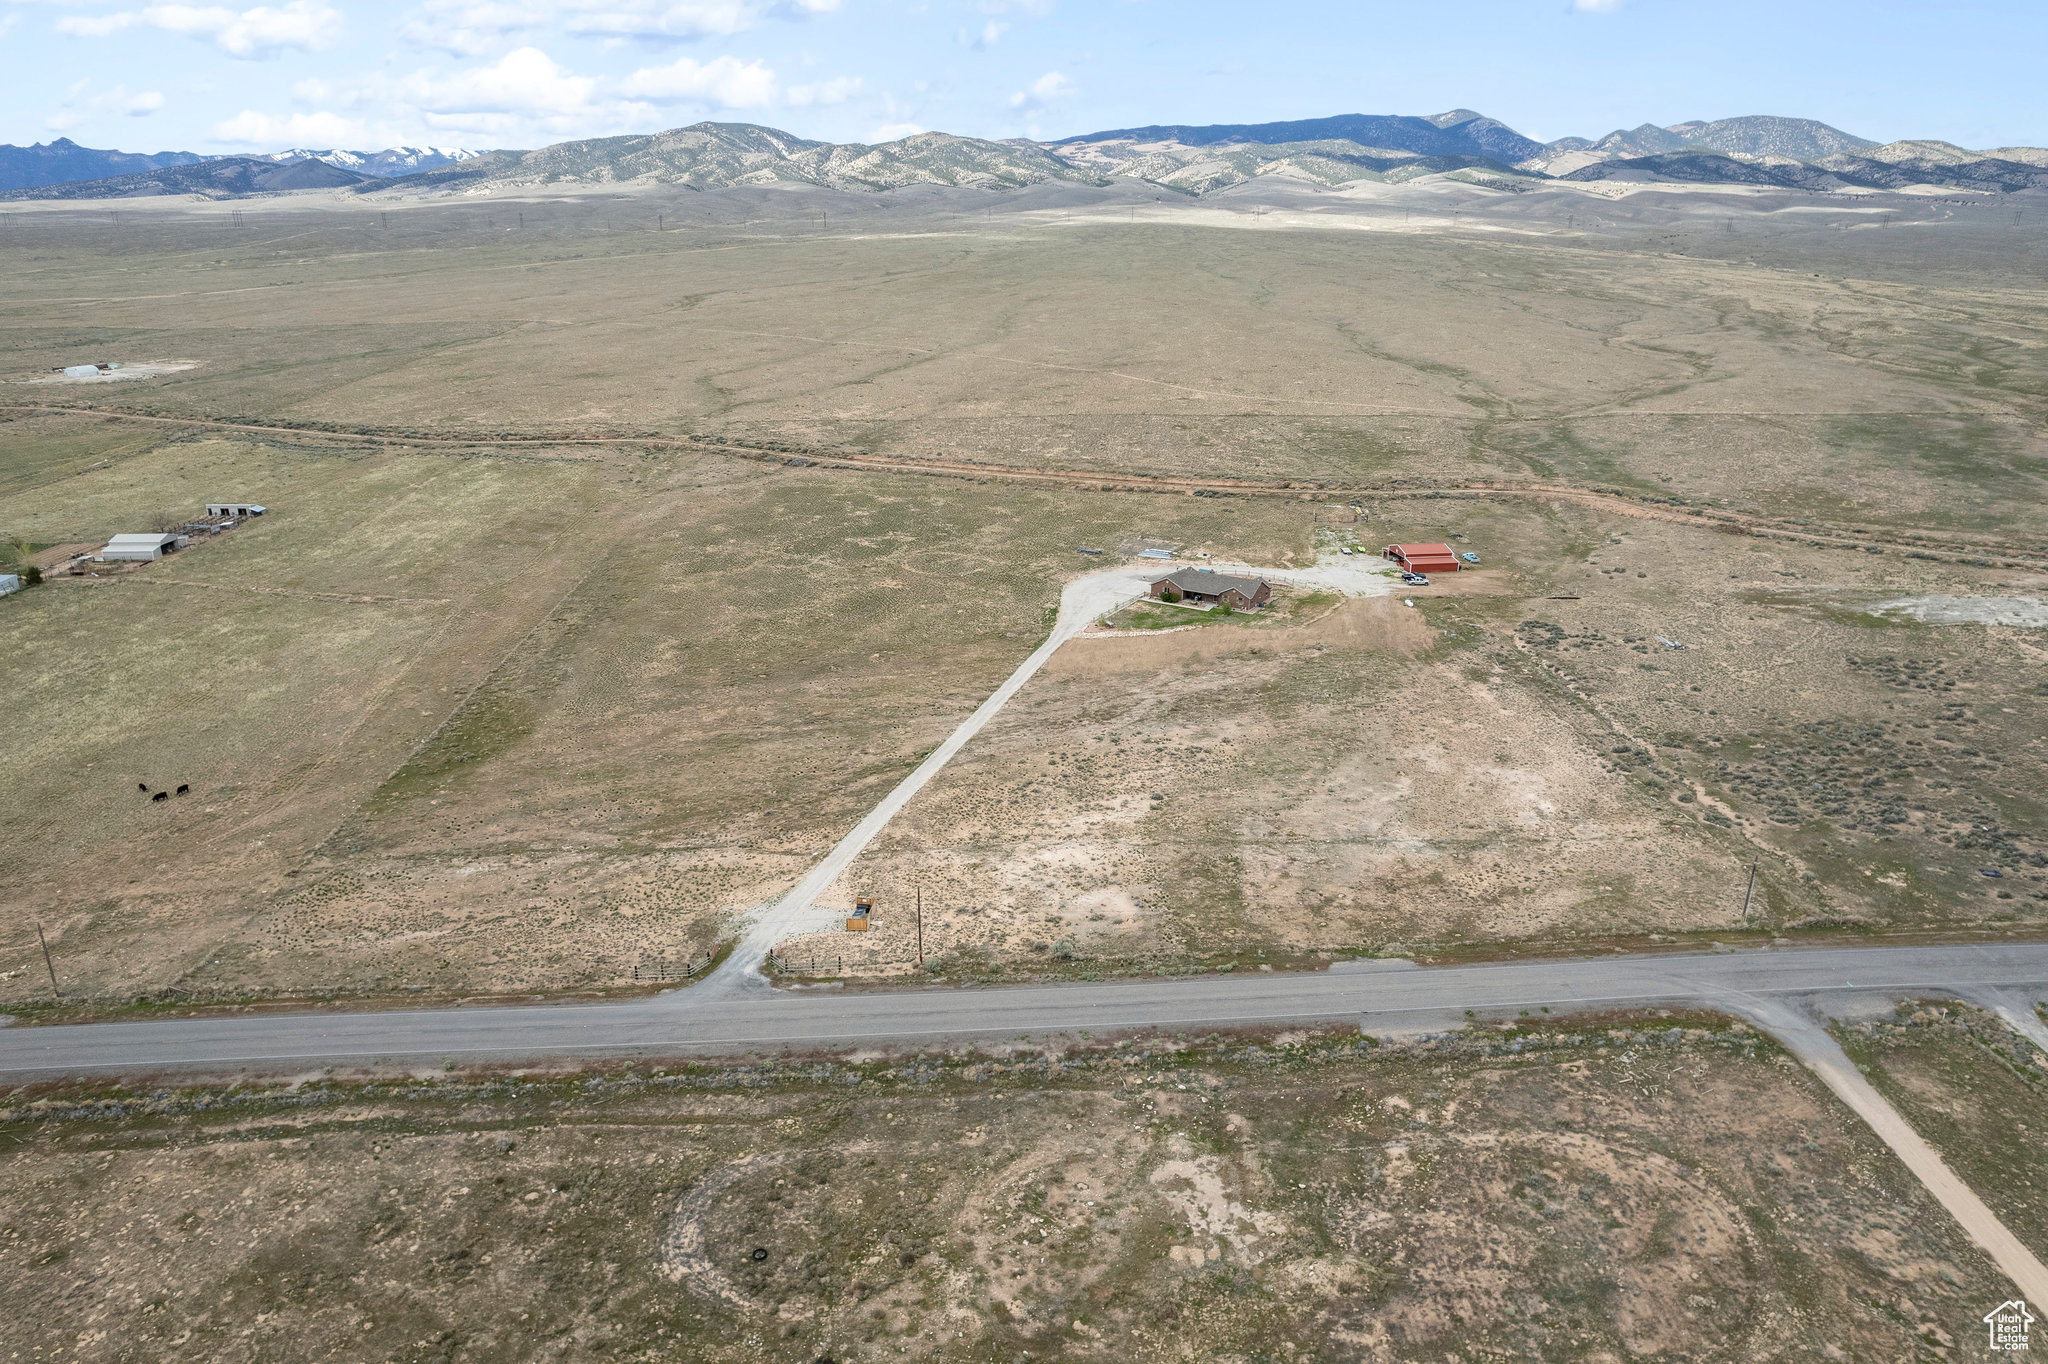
[
  {"xmin": 0, "ymin": 573, "xmax": 20, "ymax": 597},
  {"xmin": 1382, "ymin": 543, "xmax": 1461, "ymax": 574},
  {"xmin": 206, "ymin": 502, "xmax": 267, "ymax": 518},
  {"xmin": 101, "ymin": 533, "xmax": 187, "ymax": 562},
  {"xmin": 1147, "ymin": 567, "xmax": 1273, "ymax": 610}
]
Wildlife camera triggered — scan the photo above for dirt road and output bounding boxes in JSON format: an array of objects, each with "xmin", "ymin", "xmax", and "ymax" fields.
[
  {"xmin": 718, "ymin": 562, "xmax": 1161, "ymax": 982},
  {"xmin": 1731, "ymin": 995, "xmax": 2048, "ymax": 1308},
  {"xmin": 719, "ymin": 553, "xmax": 1399, "ymax": 982}
]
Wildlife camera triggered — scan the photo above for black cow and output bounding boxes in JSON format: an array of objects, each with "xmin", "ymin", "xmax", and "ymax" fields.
[
  {"xmin": 176, "ymin": 784, "xmax": 190, "ymax": 795},
  {"xmin": 138, "ymin": 782, "xmax": 149, "ymax": 792},
  {"xmin": 152, "ymin": 791, "xmax": 169, "ymax": 802}
]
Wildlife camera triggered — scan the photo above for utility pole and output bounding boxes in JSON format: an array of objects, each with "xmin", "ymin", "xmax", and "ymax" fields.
[
  {"xmin": 915, "ymin": 885, "xmax": 924, "ymax": 966},
  {"xmin": 36, "ymin": 922, "xmax": 60, "ymax": 1001},
  {"xmin": 1740, "ymin": 855, "xmax": 1759, "ymax": 926}
]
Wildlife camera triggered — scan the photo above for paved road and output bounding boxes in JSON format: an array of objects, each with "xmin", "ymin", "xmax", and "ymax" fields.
[
  {"xmin": 4, "ymin": 942, "xmax": 2043, "ymax": 1078},
  {"xmin": 9, "ymin": 941, "xmax": 2048, "ymax": 1298}
]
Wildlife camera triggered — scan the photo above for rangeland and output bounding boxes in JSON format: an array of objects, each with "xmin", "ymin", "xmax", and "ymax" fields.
[
  {"xmin": 1, "ymin": 1011, "xmax": 2034, "ymax": 1363},
  {"xmin": 1, "ymin": 180, "xmax": 2045, "ymax": 1009}
]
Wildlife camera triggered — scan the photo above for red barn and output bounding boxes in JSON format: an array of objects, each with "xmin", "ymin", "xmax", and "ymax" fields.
[{"xmin": 1382, "ymin": 543, "xmax": 1461, "ymax": 574}]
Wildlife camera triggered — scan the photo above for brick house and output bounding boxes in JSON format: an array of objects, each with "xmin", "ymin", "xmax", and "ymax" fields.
[{"xmin": 1146, "ymin": 568, "xmax": 1273, "ymax": 610}]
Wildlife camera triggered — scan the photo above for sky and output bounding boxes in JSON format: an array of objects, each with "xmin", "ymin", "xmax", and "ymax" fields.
[{"xmin": 5, "ymin": 0, "xmax": 2047, "ymax": 156}]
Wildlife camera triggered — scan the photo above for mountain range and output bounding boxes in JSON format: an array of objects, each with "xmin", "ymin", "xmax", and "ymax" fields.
[
  {"xmin": 4, "ymin": 113, "xmax": 2045, "ymax": 200},
  {"xmin": 381, "ymin": 123, "xmax": 1088, "ymax": 194},
  {"xmin": 0, "ymin": 138, "xmax": 208, "ymax": 193},
  {"xmin": 253, "ymin": 146, "xmax": 484, "ymax": 177},
  {"xmin": 0, "ymin": 156, "xmax": 375, "ymax": 200},
  {"xmin": 0, "ymin": 138, "xmax": 483, "ymax": 194}
]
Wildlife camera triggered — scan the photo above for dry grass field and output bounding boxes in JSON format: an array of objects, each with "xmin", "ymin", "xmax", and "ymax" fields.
[
  {"xmin": 2, "ymin": 184, "xmax": 2046, "ymax": 1007},
  {"xmin": 0, "ymin": 1013, "xmax": 2024, "ymax": 1362}
]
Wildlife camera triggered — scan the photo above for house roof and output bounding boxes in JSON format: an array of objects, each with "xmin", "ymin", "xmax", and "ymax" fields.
[
  {"xmin": 105, "ymin": 533, "xmax": 179, "ymax": 548},
  {"xmin": 1151, "ymin": 568, "xmax": 1268, "ymax": 597}
]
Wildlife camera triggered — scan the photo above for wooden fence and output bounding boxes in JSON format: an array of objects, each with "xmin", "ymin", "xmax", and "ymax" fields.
[
  {"xmin": 765, "ymin": 952, "xmax": 846, "ymax": 977},
  {"xmin": 631, "ymin": 950, "xmax": 715, "ymax": 983}
]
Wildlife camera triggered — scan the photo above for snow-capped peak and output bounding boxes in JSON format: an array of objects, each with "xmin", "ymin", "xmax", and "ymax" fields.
[{"xmin": 254, "ymin": 146, "xmax": 486, "ymax": 177}]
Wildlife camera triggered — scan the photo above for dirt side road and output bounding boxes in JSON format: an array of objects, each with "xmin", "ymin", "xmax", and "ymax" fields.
[{"xmin": 1734, "ymin": 995, "xmax": 2048, "ymax": 1307}]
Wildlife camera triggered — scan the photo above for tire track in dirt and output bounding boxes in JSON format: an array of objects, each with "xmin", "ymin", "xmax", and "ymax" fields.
[
  {"xmin": 7, "ymin": 402, "xmax": 2042, "ymax": 569},
  {"xmin": 702, "ymin": 440, "xmax": 2048, "ymax": 570},
  {"xmin": 125, "ymin": 578, "xmax": 453, "ymax": 606}
]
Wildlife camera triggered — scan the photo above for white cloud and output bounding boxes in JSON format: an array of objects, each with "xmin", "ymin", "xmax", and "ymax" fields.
[
  {"xmin": 188, "ymin": 28, "xmax": 854, "ymax": 151},
  {"xmin": 212, "ymin": 107, "xmax": 364, "ymax": 144},
  {"xmin": 56, "ymin": 11, "xmax": 138, "ymax": 35},
  {"xmin": 1008, "ymin": 69, "xmax": 1071, "ymax": 110},
  {"xmin": 40, "ymin": 80, "xmax": 172, "ymax": 127},
  {"xmin": 60, "ymin": 0, "xmax": 340, "ymax": 56},
  {"xmin": 620, "ymin": 52, "xmax": 776, "ymax": 106},
  {"xmin": 1572, "ymin": 0, "xmax": 1625, "ymax": 9},
  {"xmin": 958, "ymin": 18, "xmax": 1004, "ymax": 47},
  {"xmin": 872, "ymin": 121, "xmax": 921, "ymax": 142},
  {"xmin": 787, "ymin": 73, "xmax": 859, "ymax": 107},
  {"xmin": 392, "ymin": 0, "xmax": 837, "ymax": 51},
  {"xmin": 217, "ymin": 46, "xmax": 652, "ymax": 146},
  {"xmin": 399, "ymin": 0, "xmax": 554, "ymax": 54},
  {"xmin": 570, "ymin": 0, "xmax": 762, "ymax": 39},
  {"xmin": 402, "ymin": 44, "xmax": 597, "ymax": 114},
  {"xmin": 152, "ymin": 0, "xmax": 341, "ymax": 55}
]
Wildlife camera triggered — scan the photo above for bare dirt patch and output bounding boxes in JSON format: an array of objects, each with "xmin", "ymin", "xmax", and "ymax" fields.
[
  {"xmin": 20, "ymin": 359, "xmax": 196, "ymax": 385},
  {"xmin": 1869, "ymin": 594, "xmax": 2048, "ymax": 628},
  {"xmin": 1061, "ymin": 594, "xmax": 1435, "ymax": 675}
]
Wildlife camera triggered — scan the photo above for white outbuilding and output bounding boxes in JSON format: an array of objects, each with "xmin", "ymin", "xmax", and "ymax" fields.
[
  {"xmin": 205, "ymin": 502, "xmax": 267, "ymax": 518},
  {"xmin": 0, "ymin": 573, "xmax": 20, "ymax": 596},
  {"xmin": 101, "ymin": 533, "xmax": 187, "ymax": 562}
]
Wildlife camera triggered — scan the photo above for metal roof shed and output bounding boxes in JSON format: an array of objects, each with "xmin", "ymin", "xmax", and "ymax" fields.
[
  {"xmin": 101, "ymin": 533, "xmax": 186, "ymax": 562},
  {"xmin": 1382, "ymin": 543, "xmax": 1462, "ymax": 573}
]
